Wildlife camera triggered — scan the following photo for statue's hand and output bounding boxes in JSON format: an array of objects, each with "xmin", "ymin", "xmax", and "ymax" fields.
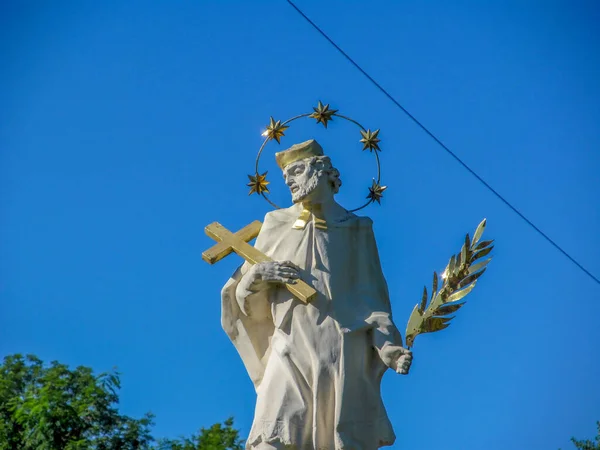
[
  {"xmin": 379, "ymin": 344, "xmax": 413, "ymax": 375},
  {"xmin": 250, "ymin": 261, "xmax": 301, "ymax": 285}
]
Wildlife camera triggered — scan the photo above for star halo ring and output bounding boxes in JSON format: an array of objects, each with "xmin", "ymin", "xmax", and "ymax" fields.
[{"xmin": 248, "ymin": 101, "xmax": 386, "ymax": 212}]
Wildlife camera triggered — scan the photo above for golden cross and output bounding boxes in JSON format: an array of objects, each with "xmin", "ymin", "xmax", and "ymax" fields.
[{"xmin": 202, "ymin": 221, "xmax": 317, "ymax": 303}]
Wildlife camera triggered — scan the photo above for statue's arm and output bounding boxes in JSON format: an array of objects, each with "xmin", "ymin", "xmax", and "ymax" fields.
[
  {"xmin": 235, "ymin": 261, "xmax": 300, "ymax": 316},
  {"xmin": 234, "ymin": 264, "xmax": 267, "ymax": 317},
  {"xmin": 372, "ymin": 320, "xmax": 412, "ymax": 375},
  {"xmin": 363, "ymin": 221, "xmax": 414, "ymax": 374}
]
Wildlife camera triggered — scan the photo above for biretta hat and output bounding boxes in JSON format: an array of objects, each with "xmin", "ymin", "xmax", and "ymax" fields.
[{"xmin": 275, "ymin": 139, "xmax": 324, "ymax": 170}]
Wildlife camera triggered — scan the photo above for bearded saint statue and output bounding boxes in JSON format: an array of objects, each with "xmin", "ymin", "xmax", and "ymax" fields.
[{"xmin": 221, "ymin": 139, "xmax": 413, "ymax": 450}]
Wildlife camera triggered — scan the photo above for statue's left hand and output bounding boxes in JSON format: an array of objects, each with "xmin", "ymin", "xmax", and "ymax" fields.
[
  {"xmin": 395, "ymin": 349, "xmax": 413, "ymax": 375},
  {"xmin": 379, "ymin": 344, "xmax": 413, "ymax": 375}
]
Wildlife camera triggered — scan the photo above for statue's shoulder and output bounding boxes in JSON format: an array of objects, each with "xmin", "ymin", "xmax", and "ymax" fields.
[
  {"xmin": 263, "ymin": 205, "xmax": 298, "ymax": 222},
  {"xmin": 336, "ymin": 211, "xmax": 373, "ymax": 229},
  {"xmin": 260, "ymin": 205, "xmax": 298, "ymax": 229}
]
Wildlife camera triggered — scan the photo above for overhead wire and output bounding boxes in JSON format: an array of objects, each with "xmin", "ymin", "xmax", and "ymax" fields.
[{"xmin": 286, "ymin": 0, "xmax": 600, "ymax": 287}]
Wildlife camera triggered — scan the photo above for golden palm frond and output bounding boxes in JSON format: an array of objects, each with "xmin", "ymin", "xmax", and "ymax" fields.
[{"xmin": 405, "ymin": 219, "xmax": 493, "ymax": 348}]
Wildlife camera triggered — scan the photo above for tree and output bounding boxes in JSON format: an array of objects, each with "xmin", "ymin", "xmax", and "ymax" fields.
[
  {"xmin": 157, "ymin": 418, "xmax": 243, "ymax": 450},
  {"xmin": 0, "ymin": 354, "xmax": 244, "ymax": 450},
  {"xmin": 570, "ymin": 422, "xmax": 600, "ymax": 450},
  {"xmin": 0, "ymin": 354, "xmax": 154, "ymax": 449}
]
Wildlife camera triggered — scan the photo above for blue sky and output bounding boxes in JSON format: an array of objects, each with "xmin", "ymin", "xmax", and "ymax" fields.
[{"xmin": 1, "ymin": 1, "xmax": 599, "ymax": 449}]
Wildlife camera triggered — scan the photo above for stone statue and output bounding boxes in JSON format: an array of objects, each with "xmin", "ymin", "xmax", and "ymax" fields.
[
  {"xmin": 204, "ymin": 103, "xmax": 493, "ymax": 449},
  {"xmin": 220, "ymin": 140, "xmax": 413, "ymax": 449}
]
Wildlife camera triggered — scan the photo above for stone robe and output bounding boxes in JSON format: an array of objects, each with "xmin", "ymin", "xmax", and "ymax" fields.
[{"xmin": 221, "ymin": 203, "xmax": 402, "ymax": 449}]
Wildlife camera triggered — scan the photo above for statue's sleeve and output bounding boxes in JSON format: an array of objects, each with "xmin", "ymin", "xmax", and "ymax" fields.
[
  {"xmin": 219, "ymin": 213, "xmax": 279, "ymax": 388},
  {"xmin": 232, "ymin": 214, "xmax": 282, "ymax": 319},
  {"xmin": 234, "ymin": 264, "xmax": 271, "ymax": 320},
  {"xmin": 361, "ymin": 221, "xmax": 404, "ymax": 351}
]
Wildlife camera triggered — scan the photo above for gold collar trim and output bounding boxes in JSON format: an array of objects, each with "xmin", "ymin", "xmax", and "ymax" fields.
[{"xmin": 292, "ymin": 203, "xmax": 327, "ymax": 230}]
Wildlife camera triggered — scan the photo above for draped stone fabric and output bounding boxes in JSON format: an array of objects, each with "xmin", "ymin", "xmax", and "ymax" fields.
[{"xmin": 221, "ymin": 203, "xmax": 402, "ymax": 449}]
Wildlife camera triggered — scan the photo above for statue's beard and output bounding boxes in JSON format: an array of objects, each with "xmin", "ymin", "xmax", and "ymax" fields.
[{"xmin": 292, "ymin": 174, "xmax": 320, "ymax": 203}]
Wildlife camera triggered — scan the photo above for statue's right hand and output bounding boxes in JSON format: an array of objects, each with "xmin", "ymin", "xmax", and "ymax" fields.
[{"xmin": 249, "ymin": 261, "xmax": 301, "ymax": 285}]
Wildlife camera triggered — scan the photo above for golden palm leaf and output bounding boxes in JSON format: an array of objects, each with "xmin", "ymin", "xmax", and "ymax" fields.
[{"xmin": 405, "ymin": 219, "xmax": 493, "ymax": 348}]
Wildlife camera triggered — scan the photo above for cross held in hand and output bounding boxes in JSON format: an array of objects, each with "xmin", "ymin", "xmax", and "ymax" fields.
[{"xmin": 203, "ymin": 221, "xmax": 317, "ymax": 303}]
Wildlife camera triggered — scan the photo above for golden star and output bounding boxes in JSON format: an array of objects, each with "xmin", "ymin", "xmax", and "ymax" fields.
[
  {"xmin": 264, "ymin": 117, "xmax": 289, "ymax": 144},
  {"xmin": 359, "ymin": 129, "xmax": 381, "ymax": 152},
  {"xmin": 367, "ymin": 179, "xmax": 387, "ymax": 204},
  {"xmin": 309, "ymin": 101, "xmax": 338, "ymax": 128},
  {"xmin": 247, "ymin": 171, "xmax": 270, "ymax": 195}
]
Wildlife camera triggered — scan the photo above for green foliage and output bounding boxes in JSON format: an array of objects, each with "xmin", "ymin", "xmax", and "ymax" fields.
[
  {"xmin": 0, "ymin": 354, "xmax": 154, "ymax": 449},
  {"xmin": 570, "ymin": 422, "xmax": 600, "ymax": 450},
  {"xmin": 0, "ymin": 354, "xmax": 244, "ymax": 450},
  {"xmin": 157, "ymin": 418, "xmax": 243, "ymax": 450}
]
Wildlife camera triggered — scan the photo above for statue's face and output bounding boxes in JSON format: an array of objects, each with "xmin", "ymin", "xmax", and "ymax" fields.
[{"xmin": 283, "ymin": 159, "xmax": 328, "ymax": 203}]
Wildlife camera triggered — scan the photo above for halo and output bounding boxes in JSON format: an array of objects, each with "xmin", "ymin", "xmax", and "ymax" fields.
[{"xmin": 247, "ymin": 101, "xmax": 387, "ymax": 212}]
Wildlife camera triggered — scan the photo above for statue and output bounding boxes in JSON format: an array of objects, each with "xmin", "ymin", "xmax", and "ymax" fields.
[
  {"xmin": 202, "ymin": 103, "xmax": 493, "ymax": 450},
  {"xmin": 222, "ymin": 139, "xmax": 410, "ymax": 449}
]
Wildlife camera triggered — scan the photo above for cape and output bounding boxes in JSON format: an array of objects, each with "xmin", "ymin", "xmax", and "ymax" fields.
[{"xmin": 220, "ymin": 203, "xmax": 400, "ymax": 448}]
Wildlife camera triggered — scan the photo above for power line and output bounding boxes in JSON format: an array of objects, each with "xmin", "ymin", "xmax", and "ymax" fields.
[{"xmin": 286, "ymin": 0, "xmax": 600, "ymax": 287}]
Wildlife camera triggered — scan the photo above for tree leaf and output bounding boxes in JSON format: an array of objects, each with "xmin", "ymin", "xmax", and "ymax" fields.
[
  {"xmin": 468, "ymin": 258, "xmax": 491, "ymax": 275},
  {"xmin": 445, "ymin": 281, "xmax": 477, "ymax": 303},
  {"xmin": 422, "ymin": 316, "xmax": 453, "ymax": 332},
  {"xmin": 434, "ymin": 302, "xmax": 466, "ymax": 316},
  {"xmin": 459, "ymin": 268, "xmax": 487, "ymax": 288},
  {"xmin": 419, "ymin": 286, "xmax": 428, "ymax": 313},
  {"xmin": 442, "ymin": 262, "xmax": 450, "ymax": 281},
  {"xmin": 472, "ymin": 245, "xmax": 494, "ymax": 261},
  {"xmin": 432, "ymin": 272, "xmax": 438, "ymax": 300},
  {"xmin": 449, "ymin": 254, "xmax": 456, "ymax": 277},
  {"xmin": 473, "ymin": 239, "xmax": 494, "ymax": 252},
  {"xmin": 429, "ymin": 290, "xmax": 443, "ymax": 312},
  {"xmin": 472, "ymin": 219, "xmax": 486, "ymax": 246},
  {"xmin": 405, "ymin": 304, "xmax": 424, "ymax": 347}
]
